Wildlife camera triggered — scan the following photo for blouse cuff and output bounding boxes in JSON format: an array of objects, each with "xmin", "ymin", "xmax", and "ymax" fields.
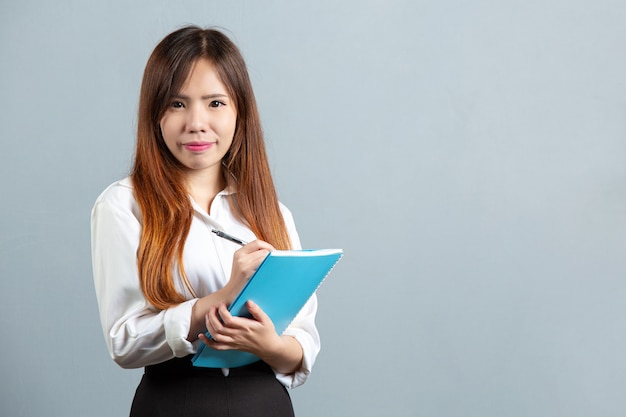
[
  {"xmin": 275, "ymin": 329, "xmax": 320, "ymax": 389},
  {"xmin": 163, "ymin": 299, "xmax": 199, "ymax": 357}
]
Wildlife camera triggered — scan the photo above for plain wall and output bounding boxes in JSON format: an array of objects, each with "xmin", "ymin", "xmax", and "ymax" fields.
[{"xmin": 2, "ymin": 1, "xmax": 626, "ymax": 416}]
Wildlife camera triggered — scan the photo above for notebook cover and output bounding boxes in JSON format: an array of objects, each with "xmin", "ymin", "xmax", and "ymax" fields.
[{"xmin": 192, "ymin": 249, "xmax": 343, "ymax": 368}]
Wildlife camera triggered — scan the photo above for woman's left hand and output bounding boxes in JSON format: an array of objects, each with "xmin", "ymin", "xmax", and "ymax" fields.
[
  {"xmin": 198, "ymin": 300, "xmax": 304, "ymax": 374},
  {"xmin": 199, "ymin": 300, "xmax": 282, "ymax": 358}
]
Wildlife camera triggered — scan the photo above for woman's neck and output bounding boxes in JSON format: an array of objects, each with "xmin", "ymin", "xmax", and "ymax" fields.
[{"xmin": 185, "ymin": 167, "xmax": 226, "ymax": 213}]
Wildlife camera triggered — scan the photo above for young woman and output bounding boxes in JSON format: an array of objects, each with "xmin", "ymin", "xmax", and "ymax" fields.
[{"xmin": 91, "ymin": 26, "xmax": 319, "ymax": 417}]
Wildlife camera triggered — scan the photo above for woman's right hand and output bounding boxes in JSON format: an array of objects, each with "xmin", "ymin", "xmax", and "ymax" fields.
[{"xmin": 224, "ymin": 239, "xmax": 275, "ymax": 297}]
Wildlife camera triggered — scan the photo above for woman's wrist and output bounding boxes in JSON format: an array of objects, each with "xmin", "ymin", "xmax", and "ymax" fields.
[
  {"xmin": 258, "ymin": 335, "xmax": 303, "ymax": 375},
  {"xmin": 187, "ymin": 288, "xmax": 233, "ymax": 341}
]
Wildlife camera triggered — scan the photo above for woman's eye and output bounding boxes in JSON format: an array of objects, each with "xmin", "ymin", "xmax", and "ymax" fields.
[
  {"xmin": 170, "ymin": 101, "xmax": 184, "ymax": 109},
  {"xmin": 209, "ymin": 100, "xmax": 225, "ymax": 108}
]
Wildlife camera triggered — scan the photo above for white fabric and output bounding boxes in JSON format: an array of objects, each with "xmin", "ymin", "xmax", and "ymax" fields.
[{"xmin": 91, "ymin": 177, "xmax": 320, "ymax": 388}]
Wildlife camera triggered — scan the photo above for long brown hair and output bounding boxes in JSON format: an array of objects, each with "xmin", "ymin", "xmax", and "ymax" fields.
[{"xmin": 131, "ymin": 26, "xmax": 291, "ymax": 309}]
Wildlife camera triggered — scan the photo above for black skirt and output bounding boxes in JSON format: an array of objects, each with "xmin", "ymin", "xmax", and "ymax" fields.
[{"xmin": 129, "ymin": 356, "xmax": 295, "ymax": 417}]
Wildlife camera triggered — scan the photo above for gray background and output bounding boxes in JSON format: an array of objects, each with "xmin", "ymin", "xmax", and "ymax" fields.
[{"xmin": 1, "ymin": 1, "xmax": 625, "ymax": 416}]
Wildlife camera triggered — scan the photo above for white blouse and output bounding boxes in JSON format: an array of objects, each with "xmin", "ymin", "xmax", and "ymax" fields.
[{"xmin": 91, "ymin": 177, "xmax": 320, "ymax": 388}]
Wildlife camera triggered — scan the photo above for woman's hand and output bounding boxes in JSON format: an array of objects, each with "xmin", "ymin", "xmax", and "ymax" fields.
[
  {"xmin": 188, "ymin": 240, "xmax": 272, "ymax": 342},
  {"xmin": 199, "ymin": 300, "xmax": 304, "ymax": 374},
  {"xmin": 200, "ymin": 300, "xmax": 280, "ymax": 354},
  {"xmin": 222, "ymin": 240, "xmax": 275, "ymax": 298},
  {"xmin": 191, "ymin": 239, "xmax": 304, "ymax": 374}
]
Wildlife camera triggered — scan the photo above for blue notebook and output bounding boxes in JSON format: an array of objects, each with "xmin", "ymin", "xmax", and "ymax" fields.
[{"xmin": 191, "ymin": 248, "xmax": 343, "ymax": 368}]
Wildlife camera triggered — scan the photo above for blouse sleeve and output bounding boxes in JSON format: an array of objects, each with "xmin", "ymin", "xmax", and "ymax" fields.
[
  {"xmin": 91, "ymin": 183, "xmax": 197, "ymax": 368},
  {"xmin": 274, "ymin": 204, "xmax": 321, "ymax": 389}
]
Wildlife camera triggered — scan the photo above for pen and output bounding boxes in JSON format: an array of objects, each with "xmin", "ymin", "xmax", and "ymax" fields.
[{"xmin": 211, "ymin": 229, "xmax": 248, "ymax": 246}]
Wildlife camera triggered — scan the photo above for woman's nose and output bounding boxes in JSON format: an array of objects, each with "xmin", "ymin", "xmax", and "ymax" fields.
[{"xmin": 187, "ymin": 104, "xmax": 208, "ymax": 132}]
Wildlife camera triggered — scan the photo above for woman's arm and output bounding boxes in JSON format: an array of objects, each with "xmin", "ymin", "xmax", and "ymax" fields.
[
  {"xmin": 190, "ymin": 238, "xmax": 305, "ymax": 373},
  {"xmin": 92, "ymin": 182, "xmax": 197, "ymax": 368},
  {"xmin": 187, "ymin": 240, "xmax": 274, "ymax": 341},
  {"xmin": 196, "ymin": 204, "xmax": 320, "ymax": 381}
]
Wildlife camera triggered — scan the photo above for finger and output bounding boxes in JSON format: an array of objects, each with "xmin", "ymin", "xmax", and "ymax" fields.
[
  {"xmin": 211, "ymin": 304, "xmax": 246, "ymax": 335},
  {"xmin": 217, "ymin": 303, "xmax": 251, "ymax": 331},
  {"xmin": 205, "ymin": 306, "xmax": 227, "ymax": 339},
  {"xmin": 245, "ymin": 300, "xmax": 270, "ymax": 325},
  {"xmin": 236, "ymin": 248, "xmax": 270, "ymax": 267},
  {"xmin": 199, "ymin": 333, "xmax": 230, "ymax": 351},
  {"xmin": 242, "ymin": 239, "xmax": 275, "ymax": 253},
  {"xmin": 217, "ymin": 303, "xmax": 234, "ymax": 325},
  {"xmin": 231, "ymin": 247, "xmax": 271, "ymax": 278},
  {"xmin": 198, "ymin": 310, "xmax": 223, "ymax": 347},
  {"xmin": 198, "ymin": 332, "xmax": 212, "ymax": 345},
  {"xmin": 247, "ymin": 249, "xmax": 271, "ymax": 269}
]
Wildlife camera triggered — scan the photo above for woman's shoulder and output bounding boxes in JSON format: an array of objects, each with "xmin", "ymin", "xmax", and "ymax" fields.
[
  {"xmin": 277, "ymin": 201, "xmax": 302, "ymax": 249},
  {"xmin": 277, "ymin": 201, "xmax": 295, "ymax": 223},
  {"xmin": 93, "ymin": 177, "xmax": 137, "ymax": 211}
]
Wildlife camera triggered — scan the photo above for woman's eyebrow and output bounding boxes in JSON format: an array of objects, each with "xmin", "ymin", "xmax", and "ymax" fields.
[{"xmin": 172, "ymin": 93, "xmax": 229, "ymax": 100}]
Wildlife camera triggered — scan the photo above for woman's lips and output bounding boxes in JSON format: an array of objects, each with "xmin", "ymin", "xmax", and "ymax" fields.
[{"xmin": 184, "ymin": 142, "xmax": 214, "ymax": 152}]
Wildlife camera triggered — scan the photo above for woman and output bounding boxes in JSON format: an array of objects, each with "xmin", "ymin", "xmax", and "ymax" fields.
[{"xmin": 91, "ymin": 26, "xmax": 319, "ymax": 417}]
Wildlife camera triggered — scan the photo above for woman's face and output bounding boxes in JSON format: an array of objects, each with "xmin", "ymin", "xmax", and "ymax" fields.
[{"xmin": 160, "ymin": 59, "xmax": 237, "ymax": 177}]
